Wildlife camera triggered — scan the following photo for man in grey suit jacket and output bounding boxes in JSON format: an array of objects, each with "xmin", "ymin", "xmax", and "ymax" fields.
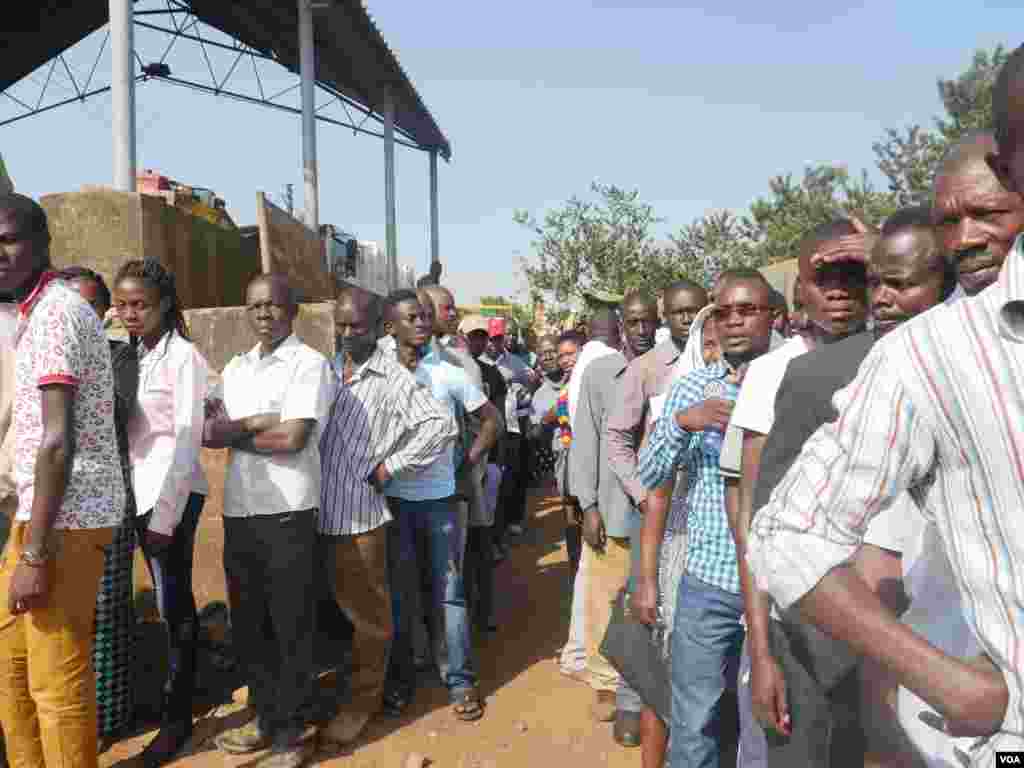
[{"xmin": 568, "ymin": 294, "xmax": 657, "ymax": 746}]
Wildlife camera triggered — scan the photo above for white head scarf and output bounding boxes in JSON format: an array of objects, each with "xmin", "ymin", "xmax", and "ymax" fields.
[{"xmin": 674, "ymin": 304, "xmax": 717, "ymax": 383}]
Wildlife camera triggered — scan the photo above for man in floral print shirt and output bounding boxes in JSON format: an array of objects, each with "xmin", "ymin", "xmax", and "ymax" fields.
[{"xmin": 0, "ymin": 193, "xmax": 123, "ymax": 768}]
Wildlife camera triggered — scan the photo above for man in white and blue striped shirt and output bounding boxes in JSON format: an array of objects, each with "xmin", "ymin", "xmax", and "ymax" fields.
[{"xmin": 318, "ymin": 287, "xmax": 455, "ymax": 748}]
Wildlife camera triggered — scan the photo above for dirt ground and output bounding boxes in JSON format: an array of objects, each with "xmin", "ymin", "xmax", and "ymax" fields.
[{"xmin": 100, "ymin": 482, "xmax": 737, "ymax": 768}]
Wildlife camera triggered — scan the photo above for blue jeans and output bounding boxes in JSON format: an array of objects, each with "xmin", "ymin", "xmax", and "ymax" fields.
[
  {"xmin": 670, "ymin": 573, "xmax": 745, "ymax": 768},
  {"xmin": 387, "ymin": 497, "xmax": 476, "ymax": 697}
]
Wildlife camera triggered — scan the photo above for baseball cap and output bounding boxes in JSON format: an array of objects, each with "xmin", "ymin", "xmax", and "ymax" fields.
[
  {"xmin": 458, "ymin": 314, "xmax": 491, "ymax": 335},
  {"xmin": 487, "ymin": 317, "xmax": 507, "ymax": 338}
]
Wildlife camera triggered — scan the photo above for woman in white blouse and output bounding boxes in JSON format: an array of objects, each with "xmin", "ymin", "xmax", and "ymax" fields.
[{"xmin": 113, "ymin": 259, "xmax": 210, "ymax": 768}]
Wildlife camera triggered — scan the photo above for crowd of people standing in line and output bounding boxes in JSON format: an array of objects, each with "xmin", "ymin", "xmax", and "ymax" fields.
[
  {"xmin": 542, "ymin": 44, "xmax": 1024, "ymax": 768},
  {"xmin": 0, "ymin": 192, "xmax": 549, "ymax": 768},
  {"xmin": 6, "ymin": 42, "xmax": 1024, "ymax": 768}
]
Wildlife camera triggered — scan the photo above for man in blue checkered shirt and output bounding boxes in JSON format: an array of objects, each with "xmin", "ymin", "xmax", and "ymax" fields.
[{"xmin": 637, "ymin": 269, "xmax": 777, "ymax": 768}]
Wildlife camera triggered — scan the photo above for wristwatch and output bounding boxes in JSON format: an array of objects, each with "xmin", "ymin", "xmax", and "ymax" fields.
[{"xmin": 19, "ymin": 546, "xmax": 50, "ymax": 568}]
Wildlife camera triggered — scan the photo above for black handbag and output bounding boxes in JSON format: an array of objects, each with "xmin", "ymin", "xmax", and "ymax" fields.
[{"xmin": 599, "ymin": 588, "xmax": 671, "ymax": 721}]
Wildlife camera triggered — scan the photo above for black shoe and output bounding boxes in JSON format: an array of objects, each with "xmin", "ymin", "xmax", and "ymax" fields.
[
  {"xmin": 140, "ymin": 719, "xmax": 194, "ymax": 767},
  {"xmin": 613, "ymin": 710, "xmax": 642, "ymax": 748}
]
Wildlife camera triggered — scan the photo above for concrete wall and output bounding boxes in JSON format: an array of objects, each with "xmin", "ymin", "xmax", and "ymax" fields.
[
  {"xmin": 255, "ymin": 192, "xmax": 335, "ymax": 303},
  {"xmin": 184, "ymin": 301, "xmax": 336, "ymax": 374},
  {"xmin": 40, "ymin": 188, "xmax": 260, "ymax": 309},
  {"xmin": 141, "ymin": 302, "xmax": 337, "ymax": 607}
]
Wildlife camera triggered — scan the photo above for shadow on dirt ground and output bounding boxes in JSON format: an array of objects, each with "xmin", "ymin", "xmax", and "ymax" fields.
[{"xmin": 99, "ymin": 486, "xmax": 738, "ymax": 767}]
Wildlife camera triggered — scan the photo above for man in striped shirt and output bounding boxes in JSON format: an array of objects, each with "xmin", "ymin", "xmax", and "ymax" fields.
[
  {"xmin": 746, "ymin": 46, "xmax": 1024, "ymax": 765},
  {"xmin": 318, "ymin": 287, "xmax": 456, "ymax": 747}
]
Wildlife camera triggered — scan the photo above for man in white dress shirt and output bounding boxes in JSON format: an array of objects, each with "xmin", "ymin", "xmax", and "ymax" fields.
[{"xmin": 205, "ymin": 274, "xmax": 335, "ymax": 768}]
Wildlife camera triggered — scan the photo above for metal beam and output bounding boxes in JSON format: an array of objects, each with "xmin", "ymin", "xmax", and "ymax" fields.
[
  {"xmin": 429, "ymin": 149, "xmax": 439, "ymax": 266},
  {"xmin": 384, "ymin": 94, "xmax": 397, "ymax": 291},
  {"xmin": 298, "ymin": 0, "xmax": 318, "ymax": 231},
  {"xmin": 110, "ymin": 0, "xmax": 136, "ymax": 191},
  {"xmin": 138, "ymin": 74, "xmax": 424, "ymax": 150}
]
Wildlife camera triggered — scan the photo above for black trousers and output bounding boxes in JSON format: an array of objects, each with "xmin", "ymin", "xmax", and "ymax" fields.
[
  {"xmin": 135, "ymin": 493, "xmax": 205, "ymax": 724},
  {"xmin": 497, "ymin": 431, "xmax": 529, "ymax": 531},
  {"xmin": 223, "ymin": 509, "xmax": 317, "ymax": 746},
  {"xmin": 465, "ymin": 525, "xmax": 495, "ymax": 627},
  {"xmin": 765, "ymin": 617, "xmax": 863, "ymax": 768}
]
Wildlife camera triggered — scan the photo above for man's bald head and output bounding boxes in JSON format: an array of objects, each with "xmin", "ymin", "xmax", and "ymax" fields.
[
  {"xmin": 337, "ymin": 285, "xmax": 382, "ymax": 326},
  {"xmin": 587, "ymin": 306, "xmax": 621, "ymax": 349},
  {"xmin": 418, "ymin": 283, "xmax": 459, "ymax": 337},
  {"xmin": 664, "ymin": 278, "xmax": 707, "ymax": 307},
  {"xmin": 621, "ymin": 290, "xmax": 658, "ymax": 356},
  {"xmin": 0, "ymin": 193, "xmax": 50, "ymax": 244},
  {"xmin": 0, "ymin": 193, "xmax": 52, "ymax": 296},
  {"xmin": 935, "ymin": 131, "xmax": 999, "ymax": 190},
  {"xmin": 247, "ymin": 272, "xmax": 298, "ymax": 311},
  {"xmin": 245, "ymin": 272, "xmax": 299, "ymax": 351},
  {"xmin": 662, "ymin": 279, "xmax": 708, "ymax": 346},
  {"xmin": 933, "ymin": 128, "xmax": 1024, "ymax": 295},
  {"xmin": 622, "ymin": 290, "xmax": 658, "ymax": 316},
  {"xmin": 421, "ymin": 283, "xmax": 454, "ymax": 307}
]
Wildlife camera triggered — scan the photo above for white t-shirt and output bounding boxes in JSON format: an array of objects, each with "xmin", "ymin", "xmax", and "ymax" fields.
[
  {"xmin": 730, "ymin": 336, "xmax": 810, "ymax": 437},
  {"xmin": 897, "ymin": 521, "xmax": 981, "ymax": 768},
  {"xmin": 720, "ymin": 336, "xmax": 810, "ymax": 478}
]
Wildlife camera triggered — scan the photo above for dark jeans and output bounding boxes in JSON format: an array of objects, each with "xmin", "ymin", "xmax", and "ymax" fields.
[
  {"xmin": 223, "ymin": 509, "xmax": 317, "ymax": 747},
  {"xmin": 135, "ymin": 493, "xmax": 204, "ymax": 724},
  {"xmin": 497, "ymin": 432, "xmax": 529, "ymax": 531},
  {"xmin": 386, "ymin": 497, "xmax": 476, "ymax": 698},
  {"xmin": 765, "ymin": 618, "xmax": 863, "ymax": 768},
  {"xmin": 465, "ymin": 525, "xmax": 495, "ymax": 628}
]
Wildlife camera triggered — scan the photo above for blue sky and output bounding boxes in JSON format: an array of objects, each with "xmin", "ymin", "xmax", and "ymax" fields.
[{"xmin": 2, "ymin": 1, "xmax": 1017, "ymax": 305}]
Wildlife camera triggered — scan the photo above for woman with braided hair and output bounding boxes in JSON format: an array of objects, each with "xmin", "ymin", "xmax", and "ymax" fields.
[{"xmin": 114, "ymin": 259, "xmax": 210, "ymax": 767}]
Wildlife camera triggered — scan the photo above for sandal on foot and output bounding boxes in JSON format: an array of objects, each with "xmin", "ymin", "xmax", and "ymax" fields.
[
  {"xmin": 452, "ymin": 689, "xmax": 484, "ymax": 722},
  {"xmin": 382, "ymin": 687, "xmax": 411, "ymax": 718}
]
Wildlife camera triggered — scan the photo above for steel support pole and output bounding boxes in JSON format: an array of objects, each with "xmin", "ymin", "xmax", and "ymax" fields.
[
  {"xmin": 383, "ymin": 95, "xmax": 397, "ymax": 291},
  {"xmin": 429, "ymin": 149, "xmax": 439, "ymax": 267},
  {"xmin": 298, "ymin": 0, "xmax": 319, "ymax": 230},
  {"xmin": 110, "ymin": 0, "xmax": 136, "ymax": 191}
]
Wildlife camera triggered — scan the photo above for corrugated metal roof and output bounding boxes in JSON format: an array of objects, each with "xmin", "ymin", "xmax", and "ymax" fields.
[{"xmin": 1, "ymin": 0, "xmax": 451, "ymax": 159}]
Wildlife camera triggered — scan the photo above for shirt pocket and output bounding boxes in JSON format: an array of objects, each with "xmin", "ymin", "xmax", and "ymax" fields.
[{"xmin": 139, "ymin": 356, "xmax": 175, "ymax": 400}]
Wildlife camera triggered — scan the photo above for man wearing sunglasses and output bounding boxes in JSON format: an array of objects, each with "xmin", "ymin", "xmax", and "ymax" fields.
[{"xmin": 636, "ymin": 268, "xmax": 776, "ymax": 768}]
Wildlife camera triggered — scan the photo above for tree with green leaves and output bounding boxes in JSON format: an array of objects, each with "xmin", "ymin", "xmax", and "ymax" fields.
[
  {"xmin": 515, "ymin": 182, "xmax": 672, "ymax": 306},
  {"xmin": 745, "ymin": 164, "xmax": 897, "ymax": 265},
  {"xmin": 518, "ymin": 45, "xmax": 1008, "ymax": 313},
  {"xmin": 873, "ymin": 45, "xmax": 1008, "ymax": 206},
  {"xmin": 666, "ymin": 210, "xmax": 757, "ymax": 288}
]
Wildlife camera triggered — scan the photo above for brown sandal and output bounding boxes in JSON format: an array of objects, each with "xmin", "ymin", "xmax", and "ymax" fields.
[{"xmin": 452, "ymin": 689, "xmax": 484, "ymax": 721}]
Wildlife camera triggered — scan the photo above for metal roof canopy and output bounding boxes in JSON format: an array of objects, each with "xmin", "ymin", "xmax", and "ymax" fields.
[{"xmin": 1, "ymin": 0, "xmax": 451, "ymax": 159}]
